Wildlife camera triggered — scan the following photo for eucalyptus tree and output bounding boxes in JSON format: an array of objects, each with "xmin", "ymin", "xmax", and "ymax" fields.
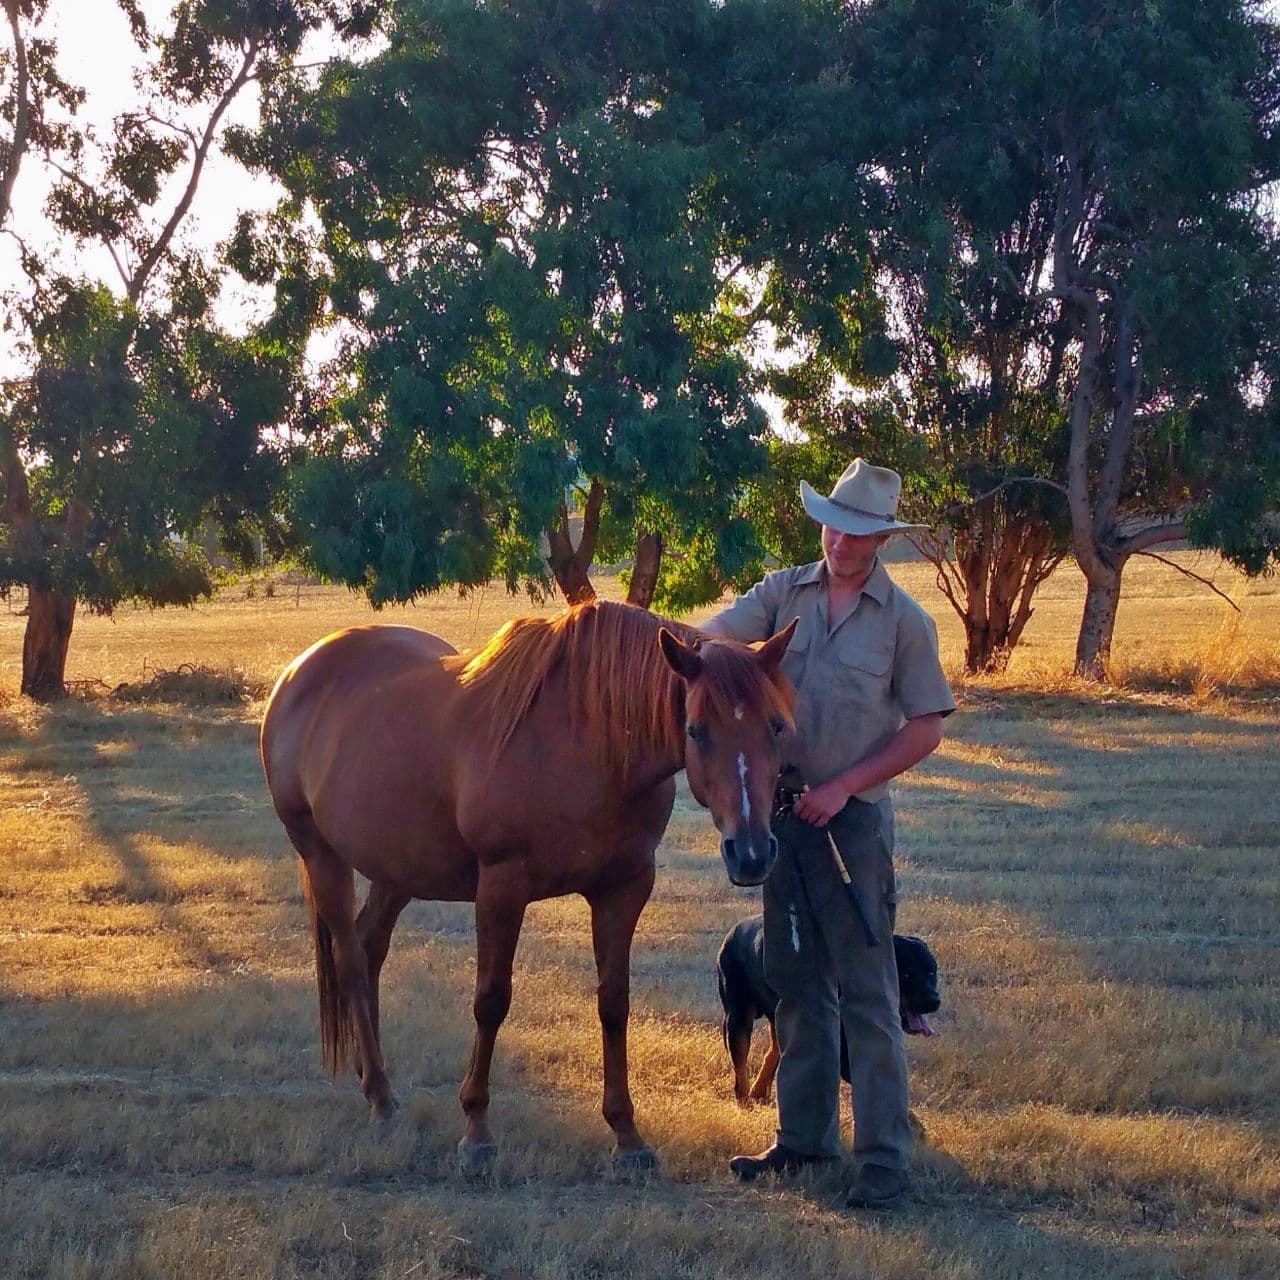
[
  {"xmin": 238, "ymin": 0, "xmax": 772, "ymax": 611},
  {"xmin": 1038, "ymin": 0, "xmax": 1280, "ymax": 675},
  {"xmin": 724, "ymin": 0, "xmax": 1280, "ymax": 677},
  {"xmin": 0, "ymin": 1, "xmax": 355, "ymax": 700},
  {"xmin": 681, "ymin": 0, "xmax": 1074, "ymax": 673},
  {"xmin": 860, "ymin": 0, "xmax": 1280, "ymax": 678}
]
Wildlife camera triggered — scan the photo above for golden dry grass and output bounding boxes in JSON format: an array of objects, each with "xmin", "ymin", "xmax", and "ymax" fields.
[{"xmin": 0, "ymin": 552, "xmax": 1277, "ymax": 1279}]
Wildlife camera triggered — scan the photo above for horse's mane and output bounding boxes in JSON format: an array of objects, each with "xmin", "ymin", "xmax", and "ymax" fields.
[{"xmin": 457, "ymin": 599, "xmax": 793, "ymax": 777}]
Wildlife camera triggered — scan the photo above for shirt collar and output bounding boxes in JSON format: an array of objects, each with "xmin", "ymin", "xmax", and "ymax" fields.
[{"xmin": 798, "ymin": 557, "xmax": 893, "ymax": 605}]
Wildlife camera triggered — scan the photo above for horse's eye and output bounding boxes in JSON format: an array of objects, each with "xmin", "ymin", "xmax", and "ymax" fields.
[
  {"xmin": 770, "ymin": 716, "xmax": 786, "ymax": 737},
  {"xmin": 686, "ymin": 722, "xmax": 707, "ymax": 744}
]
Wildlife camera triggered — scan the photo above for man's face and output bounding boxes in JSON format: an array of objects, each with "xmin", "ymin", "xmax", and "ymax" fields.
[{"xmin": 821, "ymin": 524, "xmax": 890, "ymax": 582}]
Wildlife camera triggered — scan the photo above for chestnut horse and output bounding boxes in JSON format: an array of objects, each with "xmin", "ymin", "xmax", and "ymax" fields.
[{"xmin": 260, "ymin": 600, "xmax": 797, "ymax": 1174}]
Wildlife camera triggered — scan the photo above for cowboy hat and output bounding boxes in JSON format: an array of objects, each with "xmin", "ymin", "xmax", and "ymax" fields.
[{"xmin": 799, "ymin": 458, "xmax": 927, "ymax": 535}]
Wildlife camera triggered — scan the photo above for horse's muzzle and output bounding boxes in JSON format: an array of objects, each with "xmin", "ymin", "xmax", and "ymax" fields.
[{"xmin": 722, "ymin": 831, "xmax": 779, "ymax": 887}]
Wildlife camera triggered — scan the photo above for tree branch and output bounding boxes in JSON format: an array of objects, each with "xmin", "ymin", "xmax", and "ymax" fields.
[
  {"xmin": 1115, "ymin": 520, "xmax": 1188, "ymax": 555},
  {"xmin": 1133, "ymin": 549, "xmax": 1241, "ymax": 613},
  {"xmin": 1066, "ymin": 297, "xmax": 1107, "ymax": 575},
  {"xmin": 140, "ymin": 112, "xmax": 200, "ymax": 148},
  {"xmin": 129, "ymin": 36, "xmax": 264, "ymax": 303},
  {"xmin": 943, "ymin": 475, "xmax": 1070, "ymax": 510},
  {"xmin": 1093, "ymin": 300, "xmax": 1142, "ymax": 542},
  {"xmin": 0, "ymin": 0, "xmax": 32, "ymax": 226},
  {"xmin": 246, "ymin": 58, "xmax": 332, "ymax": 84},
  {"xmin": 1, "ymin": 224, "xmax": 40, "ymax": 281},
  {"xmin": 45, "ymin": 158, "xmax": 134, "ymax": 291}
]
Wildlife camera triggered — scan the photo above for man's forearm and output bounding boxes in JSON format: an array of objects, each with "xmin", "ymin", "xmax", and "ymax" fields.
[
  {"xmin": 791, "ymin": 713, "xmax": 944, "ymax": 827},
  {"xmin": 833, "ymin": 713, "xmax": 944, "ymax": 797},
  {"xmin": 834, "ymin": 716, "xmax": 947, "ymax": 793}
]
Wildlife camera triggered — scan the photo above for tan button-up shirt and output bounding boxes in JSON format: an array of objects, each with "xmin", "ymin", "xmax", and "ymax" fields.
[{"xmin": 708, "ymin": 558, "xmax": 955, "ymax": 803}]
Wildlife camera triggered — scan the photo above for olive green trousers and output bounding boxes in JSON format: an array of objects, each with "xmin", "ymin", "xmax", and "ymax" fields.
[{"xmin": 763, "ymin": 796, "xmax": 911, "ymax": 1169}]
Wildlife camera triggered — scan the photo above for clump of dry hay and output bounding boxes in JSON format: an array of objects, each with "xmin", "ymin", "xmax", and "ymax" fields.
[
  {"xmin": 109, "ymin": 662, "xmax": 269, "ymax": 706},
  {"xmin": 948, "ymin": 611, "xmax": 1280, "ymax": 709},
  {"xmin": 1109, "ymin": 613, "xmax": 1280, "ymax": 700}
]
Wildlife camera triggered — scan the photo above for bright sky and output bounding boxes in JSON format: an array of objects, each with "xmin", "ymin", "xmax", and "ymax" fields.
[
  {"xmin": 4, "ymin": 0, "xmax": 1279, "ymax": 374},
  {"xmin": 0, "ymin": 0, "xmax": 292, "ymax": 367},
  {"xmin": 23, "ymin": 0, "xmax": 279, "ymax": 241}
]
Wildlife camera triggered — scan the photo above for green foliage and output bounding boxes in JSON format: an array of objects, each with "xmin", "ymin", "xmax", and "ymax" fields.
[
  {"xmin": 244, "ymin": 0, "xmax": 778, "ymax": 606},
  {"xmin": 0, "ymin": 276, "xmax": 288, "ymax": 608},
  {"xmin": 0, "ymin": 0, "xmax": 354, "ymax": 642},
  {"xmin": 740, "ymin": 0, "xmax": 1280, "ymax": 668},
  {"xmin": 868, "ymin": 0, "xmax": 1280, "ymax": 553}
]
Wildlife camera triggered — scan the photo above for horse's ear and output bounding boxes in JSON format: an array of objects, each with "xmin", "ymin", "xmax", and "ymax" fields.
[
  {"xmin": 659, "ymin": 627, "xmax": 704, "ymax": 682},
  {"xmin": 755, "ymin": 617, "xmax": 798, "ymax": 672}
]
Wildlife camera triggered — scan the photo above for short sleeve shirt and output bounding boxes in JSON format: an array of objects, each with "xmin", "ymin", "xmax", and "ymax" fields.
[{"xmin": 707, "ymin": 558, "xmax": 955, "ymax": 802}]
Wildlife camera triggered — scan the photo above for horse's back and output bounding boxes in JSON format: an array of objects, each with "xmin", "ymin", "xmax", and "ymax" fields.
[{"xmin": 261, "ymin": 624, "xmax": 458, "ymax": 820}]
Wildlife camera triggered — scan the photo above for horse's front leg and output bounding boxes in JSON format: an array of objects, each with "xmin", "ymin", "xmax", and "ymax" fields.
[
  {"xmin": 588, "ymin": 865, "xmax": 657, "ymax": 1175},
  {"xmin": 457, "ymin": 862, "xmax": 527, "ymax": 1175}
]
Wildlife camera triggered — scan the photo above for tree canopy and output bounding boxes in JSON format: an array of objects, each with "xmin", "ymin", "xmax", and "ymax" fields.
[
  {"xmin": 3, "ymin": 0, "xmax": 1280, "ymax": 697},
  {"xmin": 0, "ymin": 1, "xmax": 357, "ymax": 698},
  {"xmin": 736, "ymin": 0, "xmax": 1280, "ymax": 674},
  {"xmin": 239, "ymin": 0, "xmax": 786, "ymax": 611}
]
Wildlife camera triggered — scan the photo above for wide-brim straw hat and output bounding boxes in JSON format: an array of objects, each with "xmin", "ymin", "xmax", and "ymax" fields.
[{"xmin": 799, "ymin": 458, "xmax": 928, "ymax": 535}]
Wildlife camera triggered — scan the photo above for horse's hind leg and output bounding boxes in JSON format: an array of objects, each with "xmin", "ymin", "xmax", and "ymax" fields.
[
  {"xmin": 354, "ymin": 881, "xmax": 411, "ymax": 1083},
  {"xmin": 291, "ymin": 823, "xmax": 398, "ymax": 1119},
  {"xmin": 457, "ymin": 863, "xmax": 527, "ymax": 1171}
]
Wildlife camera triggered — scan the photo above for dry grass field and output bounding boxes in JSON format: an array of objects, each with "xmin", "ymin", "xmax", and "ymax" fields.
[{"xmin": 1, "ymin": 552, "xmax": 1278, "ymax": 1279}]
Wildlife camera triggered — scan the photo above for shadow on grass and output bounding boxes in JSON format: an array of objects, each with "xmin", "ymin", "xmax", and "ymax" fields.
[
  {"xmin": 2, "ymin": 694, "xmax": 1278, "ymax": 1278},
  {"xmin": 0, "ymin": 699, "xmax": 685, "ymax": 1183}
]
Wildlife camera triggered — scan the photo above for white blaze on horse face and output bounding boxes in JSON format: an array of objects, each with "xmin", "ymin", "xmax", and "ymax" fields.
[
  {"xmin": 737, "ymin": 752, "xmax": 750, "ymax": 822},
  {"xmin": 734, "ymin": 705, "xmax": 744, "ymax": 721}
]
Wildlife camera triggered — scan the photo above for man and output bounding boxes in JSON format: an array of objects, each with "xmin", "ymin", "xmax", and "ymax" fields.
[{"xmin": 702, "ymin": 458, "xmax": 954, "ymax": 1208}]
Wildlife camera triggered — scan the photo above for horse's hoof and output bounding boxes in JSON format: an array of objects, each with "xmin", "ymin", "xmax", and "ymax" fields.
[
  {"xmin": 611, "ymin": 1146, "xmax": 662, "ymax": 1180},
  {"xmin": 457, "ymin": 1138, "xmax": 498, "ymax": 1178}
]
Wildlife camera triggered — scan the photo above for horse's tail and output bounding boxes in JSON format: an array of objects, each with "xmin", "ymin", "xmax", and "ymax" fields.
[{"xmin": 300, "ymin": 860, "xmax": 354, "ymax": 1077}]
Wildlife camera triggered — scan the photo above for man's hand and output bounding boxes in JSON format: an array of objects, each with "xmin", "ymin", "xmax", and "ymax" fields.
[
  {"xmin": 791, "ymin": 779, "xmax": 851, "ymax": 827},
  {"xmin": 794, "ymin": 714, "xmax": 945, "ymax": 826}
]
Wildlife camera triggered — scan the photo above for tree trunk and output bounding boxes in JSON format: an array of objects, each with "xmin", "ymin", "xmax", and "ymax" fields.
[
  {"xmin": 546, "ymin": 479, "xmax": 604, "ymax": 605},
  {"xmin": 1073, "ymin": 558, "xmax": 1124, "ymax": 679},
  {"xmin": 625, "ymin": 531, "xmax": 663, "ymax": 609},
  {"xmin": 547, "ymin": 551, "xmax": 597, "ymax": 605},
  {"xmin": 22, "ymin": 586, "xmax": 77, "ymax": 701},
  {"xmin": 927, "ymin": 511, "xmax": 1063, "ymax": 675},
  {"xmin": 964, "ymin": 619, "xmax": 1005, "ymax": 674}
]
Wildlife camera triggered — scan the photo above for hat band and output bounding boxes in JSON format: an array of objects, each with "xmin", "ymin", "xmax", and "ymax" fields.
[{"xmin": 827, "ymin": 494, "xmax": 896, "ymax": 522}]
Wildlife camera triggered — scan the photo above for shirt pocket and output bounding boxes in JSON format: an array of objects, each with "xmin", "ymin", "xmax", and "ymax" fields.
[
  {"xmin": 839, "ymin": 643, "xmax": 893, "ymax": 680},
  {"xmin": 834, "ymin": 642, "xmax": 894, "ymax": 711}
]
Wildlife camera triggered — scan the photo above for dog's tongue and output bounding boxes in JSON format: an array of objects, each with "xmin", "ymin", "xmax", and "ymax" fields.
[{"xmin": 904, "ymin": 1011, "xmax": 935, "ymax": 1037}]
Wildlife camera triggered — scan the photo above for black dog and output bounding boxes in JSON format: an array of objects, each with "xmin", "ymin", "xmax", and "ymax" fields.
[{"xmin": 717, "ymin": 915, "xmax": 941, "ymax": 1105}]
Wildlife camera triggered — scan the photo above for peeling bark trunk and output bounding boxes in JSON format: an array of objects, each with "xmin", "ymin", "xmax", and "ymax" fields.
[
  {"xmin": 929, "ymin": 510, "xmax": 1063, "ymax": 675},
  {"xmin": 1074, "ymin": 559, "xmax": 1124, "ymax": 679},
  {"xmin": 960, "ymin": 553, "xmax": 1052, "ymax": 673},
  {"xmin": 21, "ymin": 587, "xmax": 77, "ymax": 701},
  {"xmin": 625, "ymin": 531, "xmax": 663, "ymax": 609}
]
